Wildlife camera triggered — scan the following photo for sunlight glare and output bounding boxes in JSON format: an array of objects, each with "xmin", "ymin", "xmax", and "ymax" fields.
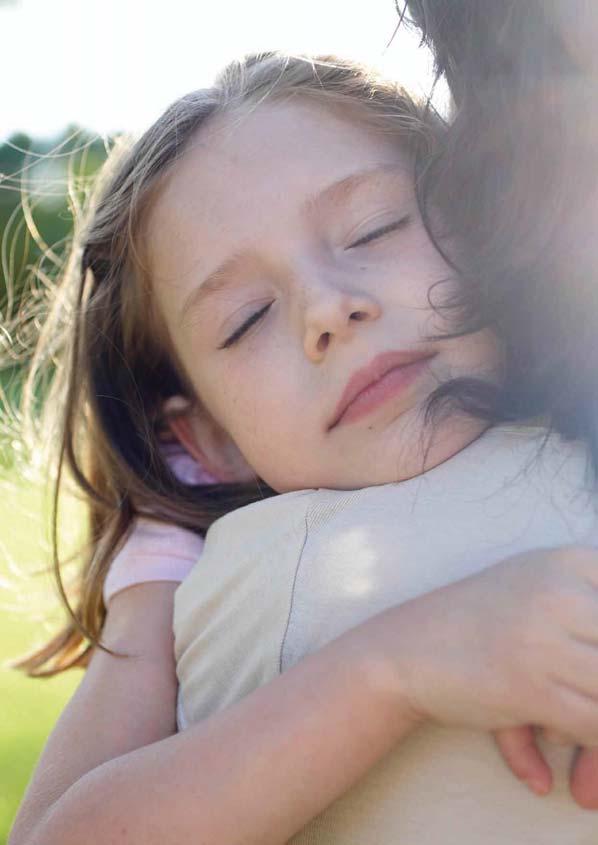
[{"xmin": 0, "ymin": 0, "xmax": 442, "ymax": 139}]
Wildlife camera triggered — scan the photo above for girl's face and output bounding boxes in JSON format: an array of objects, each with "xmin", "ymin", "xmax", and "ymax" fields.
[{"xmin": 147, "ymin": 98, "xmax": 500, "ymax": 493}]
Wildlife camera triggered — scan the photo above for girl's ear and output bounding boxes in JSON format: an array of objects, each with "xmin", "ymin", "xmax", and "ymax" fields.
[{"xmin": 162, "ymin": 396, "xmax": 256, "ymax": 484}]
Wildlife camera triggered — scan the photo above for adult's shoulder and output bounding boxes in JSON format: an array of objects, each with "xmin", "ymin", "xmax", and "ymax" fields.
[{"xmin": 172, "ymin": 488, "xmax": 318, "ymax": 724}]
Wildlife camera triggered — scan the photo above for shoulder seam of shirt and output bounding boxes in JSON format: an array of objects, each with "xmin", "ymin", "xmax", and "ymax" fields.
[{"xmin": 278, "ymin": 498, "xmax": 312, "ymax": 675}]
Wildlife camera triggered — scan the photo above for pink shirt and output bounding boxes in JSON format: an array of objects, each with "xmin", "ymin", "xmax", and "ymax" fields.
[
  {"xmin": 102, "ymin": 442, "xmax": 216, "ymax": 606},
  {"xmin": 102, "ymin": 518, "xmax": 205, "ymax": 605}
]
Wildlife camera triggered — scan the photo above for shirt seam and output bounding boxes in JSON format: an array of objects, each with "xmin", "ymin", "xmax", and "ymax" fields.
[{"xmin": 278, "ymin": 501, "xmax": 312, "ymax": 674}]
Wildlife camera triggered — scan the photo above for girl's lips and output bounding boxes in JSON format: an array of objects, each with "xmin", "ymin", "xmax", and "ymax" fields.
[{"xmin": 328, "ymin": 349, "xmax": 436, "ymax": 430}]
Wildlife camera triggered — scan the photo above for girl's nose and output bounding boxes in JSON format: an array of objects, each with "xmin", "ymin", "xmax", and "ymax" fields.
[{"xmin": 302, "ymin": 285, "xmax": 382, "ymax": 362}]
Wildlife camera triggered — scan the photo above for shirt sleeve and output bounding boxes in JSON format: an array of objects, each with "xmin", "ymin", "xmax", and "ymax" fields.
[{"xmin": 103, "ymin": 518, "xmax": 205, "ymax": 606}]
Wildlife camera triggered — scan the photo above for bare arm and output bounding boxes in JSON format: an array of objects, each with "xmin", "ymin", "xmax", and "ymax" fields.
[
  {"xmin": 9, "ymin": 582, "xmax": 180, "ymax": 845},
  {"xmin": 10, "ymin": 583, "xmax": 419, "ymax": 845}
]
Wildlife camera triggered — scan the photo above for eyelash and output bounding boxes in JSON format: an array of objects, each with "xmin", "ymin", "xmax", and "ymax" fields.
[
  {"xmin": 218, "ymin": 302, "xmax": 272, "ymax": 349},
  {"xmin": 348, "ymin": 215, "xmax": 409, "ymax": 248},
  {"xmin": 219, "ymin": 216, "xmax": 410, "ymax": 349}
]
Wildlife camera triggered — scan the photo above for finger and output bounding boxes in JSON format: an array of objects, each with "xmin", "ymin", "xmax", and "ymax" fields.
[
  {"xmin": 494, "ymin": 726, "xmax": 553, "ymax": 796},
  {"xmin": 570, "ymin": 746, "xmax": 598, "ymax": 810},
  {"xmin": 541, "ymin": 727, "xmax": 575, "ymax": 746}
]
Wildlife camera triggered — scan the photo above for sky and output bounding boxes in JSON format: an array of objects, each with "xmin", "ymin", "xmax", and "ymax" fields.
[{"xmin": 0, "ymin": 0, "xmax": 446, "ymax": 141}]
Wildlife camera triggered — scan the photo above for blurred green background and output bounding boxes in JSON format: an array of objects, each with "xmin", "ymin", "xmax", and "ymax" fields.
[
  {"xmin": 0, "ymin": 129, "xmax": 107, "ymax": 844},
  {"xmin": 0, "ymin": 477, "xmax": 83, "ymax": 845}
]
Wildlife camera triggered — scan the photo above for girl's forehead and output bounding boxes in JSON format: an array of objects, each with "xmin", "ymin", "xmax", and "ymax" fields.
[
  {"xmin": 192, "ymin": 96, "xmax": 388, "ymax": 154},
  {"xmin": 146, "ymin": 98, "xmax": 412, "ymax": 259}
]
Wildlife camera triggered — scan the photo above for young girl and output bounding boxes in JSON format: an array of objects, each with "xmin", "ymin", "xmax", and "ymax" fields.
[{"xmin": 8, "ymin": 52, "xmax": 598, "ymax": 845}]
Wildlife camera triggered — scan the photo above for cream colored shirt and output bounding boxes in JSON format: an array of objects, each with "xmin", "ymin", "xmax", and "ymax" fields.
[{"xmin": 174, "ymin": 426, "xmax": 598, "ymax": 843}]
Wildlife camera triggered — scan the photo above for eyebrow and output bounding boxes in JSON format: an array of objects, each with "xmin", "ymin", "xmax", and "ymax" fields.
[{"xmin": 179, "ymin": 163, "xmax": 405, "ymax": 322}]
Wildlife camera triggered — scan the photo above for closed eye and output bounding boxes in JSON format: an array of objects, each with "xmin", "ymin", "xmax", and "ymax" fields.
[
  {"xmin": 348, "ymin": 215, "xmax": 410, "ymax": 249},
  {"xmin": 219, "ymin": 302, "xmax": 272, "ymax": 349},
  {"xmin": 218, "ymin": 215, "xmax": 410, "ymax": 349}
]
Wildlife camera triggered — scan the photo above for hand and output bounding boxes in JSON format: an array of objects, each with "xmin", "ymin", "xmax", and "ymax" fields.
[
  {"xmin": 494, "ymin": 726, "xmax": 598, "ymax": 809},
  {"xmin": 395, "ymin": 547, "xmax": 598, "ymax": 743}
]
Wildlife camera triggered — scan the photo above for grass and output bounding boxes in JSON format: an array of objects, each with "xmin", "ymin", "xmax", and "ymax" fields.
[{"xmin": 0, "ymin": 472, "xmax": 83, "ymax": 845}]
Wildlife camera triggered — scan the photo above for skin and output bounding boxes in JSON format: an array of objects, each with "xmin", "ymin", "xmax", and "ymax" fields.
[{"xmin": 146, "ymin": 98, "xmax": 501, "ymax": 492}]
